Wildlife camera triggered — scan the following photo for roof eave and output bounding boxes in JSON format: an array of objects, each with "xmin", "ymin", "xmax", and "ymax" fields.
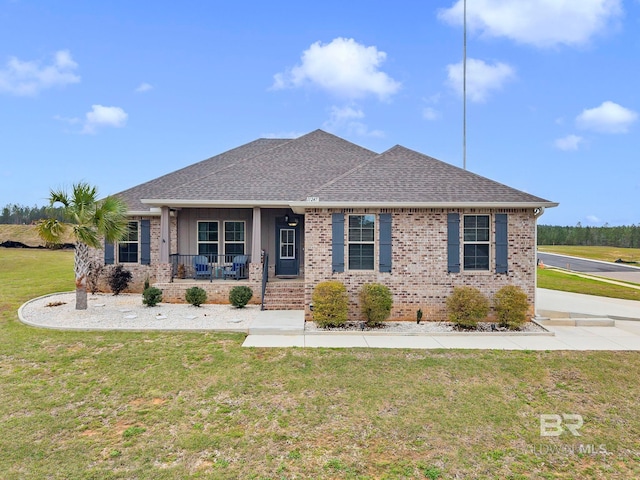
[
  {"xmin": 140, "ymin": 199, "xmax": 292, "ymax": 209},
  {"xmin": 289, "ymin": 201, "xmax": 559, "ymax": 214}
]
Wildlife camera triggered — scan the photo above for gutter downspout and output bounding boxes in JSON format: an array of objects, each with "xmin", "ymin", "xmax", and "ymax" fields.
[{"xmin": 533, "ymin": 207, "xmax": 545, "ymax": 317}]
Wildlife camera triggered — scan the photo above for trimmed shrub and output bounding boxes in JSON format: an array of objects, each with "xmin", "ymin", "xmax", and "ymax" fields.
[
  {"xmin": 359, "ymin": 283, "xmax": 393, "ymax": 327},
  {"xmin": 107, "ymin": 265, "xmax": 132, "ymax": 296},
  {"xmin": 142, "ymin": 287, "xmax": 163, "ymax": 307},
  {"xmin": 494, "ymin": 285, "xmax": 529, "ymax": 330},
  {"xmin": 312, "ymin": 281, "xmax": 348, "ymax": 328},
  {"xmin": 186, "ymin": 286, "xmax": 207, "ymax": 307},
  {"xmin": 229, "ymin": 286, "xmax": 253, "ymax": 308},
  {"xmin": 446, "ymin": 286, "xmax": 489, "ymax": 329}
]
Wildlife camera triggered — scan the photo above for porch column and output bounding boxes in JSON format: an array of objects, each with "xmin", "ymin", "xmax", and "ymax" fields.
[
  {"xmin": 160, "ymin": 206, "xmax": 170, "ymax": 263},
  {"xmin": 251, "ymin": 206, "xmax": 262, "ymax": 263}
]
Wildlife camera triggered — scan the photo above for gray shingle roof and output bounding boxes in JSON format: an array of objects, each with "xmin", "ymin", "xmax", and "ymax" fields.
[
  {"xmin": 117, "ymin": 130, "xmax": 555, "ymax": 211},
  {"xmin": 117, "ymin": 138, "xmax": 290, "ymax": 211},
  {"xmin": 310, "ymin": 145, "xmax": 552, "ymax": 204}
]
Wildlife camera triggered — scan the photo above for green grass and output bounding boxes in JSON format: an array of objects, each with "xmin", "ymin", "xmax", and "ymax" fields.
[
  {"xmin": 2, "ymin": 248, "xmax": 640, "ymax": 478},
  {"xmin": 537, "ymin": 268, "xmax": 640, "ymax": 301}
]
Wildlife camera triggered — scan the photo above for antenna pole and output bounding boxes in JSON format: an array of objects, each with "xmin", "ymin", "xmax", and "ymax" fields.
[{"xmin": 463, "ymin": 0, "xmax": 467, "ymax": 170}]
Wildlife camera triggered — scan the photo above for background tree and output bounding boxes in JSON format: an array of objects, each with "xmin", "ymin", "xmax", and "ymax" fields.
[{"xmin": 37, "ymin": 183, "xmax": 129, "ymax": 309}]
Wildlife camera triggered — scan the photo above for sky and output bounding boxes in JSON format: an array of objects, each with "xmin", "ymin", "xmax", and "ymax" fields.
[{"xmin": 1, "ymin": 0, "xmax": 639, "ymax": 226}]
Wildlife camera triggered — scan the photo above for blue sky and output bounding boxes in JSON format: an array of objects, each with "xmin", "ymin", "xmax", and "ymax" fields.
[{"xmin": 1, "ymin": 0, "xmax": 638, "ymax": 226}]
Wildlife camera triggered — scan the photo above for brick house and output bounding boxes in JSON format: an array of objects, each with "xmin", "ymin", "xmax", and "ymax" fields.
[{"xmin": 97, "ymin": 129, "xmax": 557, "ymax": 321}]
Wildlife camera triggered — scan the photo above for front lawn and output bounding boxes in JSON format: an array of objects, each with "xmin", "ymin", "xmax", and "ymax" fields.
[{"xmin": 1, "ymin": 248, "xmax": 639, "ymax": 478}]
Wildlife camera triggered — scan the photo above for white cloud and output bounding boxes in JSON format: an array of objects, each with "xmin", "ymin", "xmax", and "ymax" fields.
[
  {"xmin": 576, "ymin": 101, "xmax": 637, "ymax": 134},
  {"xmin": 438, "ymin": 0, "xmax": 622, "ymax": 48},
  {"xmin": 554, "ymin": 134, "xmax": 584, "ymax": 151},
  {"xmin": 272, "ymin": 37, "xmax": 401, "ymax": 100},
  {"xmin": 422, "ymin": 107, "xmax": 441, "ymax": 121},
  {"xmin": 135, "ymin": 82, "xmax": 153, "ymax": 93},
  {"xmin": 82, "ymin": 105, "xmax": 128, "ymax": 134},
  {"xmin": 446, "ymin": 58, "xmax": 515, "ymax": 102},
  {"xmin": 586, "ymin": 215, "xmax": 602, "ymax": 224},
  {"xmin": 0, "ymin": 50, "xmax": 80, "ymax": 96},
  {"xmin": 323, "ymin": 104, "xmax": 384, "ymax": 137}
]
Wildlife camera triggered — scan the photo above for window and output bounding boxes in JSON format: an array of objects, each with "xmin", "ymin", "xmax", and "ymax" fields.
[
  {"xmin": 463, "ymin": 215, "xmax": 490, "ymax": 270},
  {"xmin": 280, "ymin": 228, "xmax": 295, "ymax": 259},
  {"xmin": 348, "ymin": 214, "xmax": 375, "ymax": 270},
  {"xmin": 197, "ymin": 221, "xmax": 219, "ymax": 259},
  {"xmin": 118, "ymin": 221, "xmax": 139, "ymax": 263},
  {"xmin": 224, "ymin": 221, "xmax": 245, "ymax": 257}
]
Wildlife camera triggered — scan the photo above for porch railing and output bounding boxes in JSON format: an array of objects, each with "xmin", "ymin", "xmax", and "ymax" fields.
[
  {"xmin": 261, "ymin": 252, "xmax": 269, "ymax": 311},
  {"xmin": 169, "ymin": 253, "xmax": 251, "ymax": 282}
]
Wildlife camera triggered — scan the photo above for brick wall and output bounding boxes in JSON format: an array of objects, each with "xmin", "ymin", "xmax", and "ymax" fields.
[
  {"xmin": 154, "ymin": 280, "xmax": 261, "ymax": 304},
  {"xmin": 304, "ymin": 208, "xmax": 537, "ymax": 322},
  {"xmin": 88, "ymin": 215, "xmax": 177, "ymax": 293}
]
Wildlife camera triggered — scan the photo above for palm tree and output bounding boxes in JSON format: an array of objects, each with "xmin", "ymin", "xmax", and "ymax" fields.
[{"xmin": 37, "ymin": 182, "xmax": 129, "ymax": 310}]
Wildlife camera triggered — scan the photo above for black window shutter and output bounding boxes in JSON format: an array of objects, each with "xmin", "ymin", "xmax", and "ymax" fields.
[
  {"xmin": 332, "ymin": 213, "xmax": 344, "ymax": 273},
  {"xmin": 140, "ymin": 219, "xmax": 151, "ymax": 265},
  {"xmin": 104, "ymin": 240, "xmax": 114, "ymax": 265},
  {"xmin": 447, "ymin": 213, "xmax": 460, "ymax": 273},
  {"xmin": 495, "ymin": 213, "xmax": 508, "ymax": 274},
  {"xmin": 379, "ymin": 213, "xmax": 392, "ymax": 273}
]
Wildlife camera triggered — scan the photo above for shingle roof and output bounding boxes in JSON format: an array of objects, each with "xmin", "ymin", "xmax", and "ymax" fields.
[
  {"xmin": 151, "ymin": 129, "xmax": 377, "ymax": 203},
  {"xmin": 117, "ymin": 129, "xmax": 555, "ymax": 211},
  {"xmin": 309, "ymin": 145, "xmax": 552, "ymax": 204},
  {"xmin": 117, "ymin": 137, "xmax": 290, "ymax": 211}
]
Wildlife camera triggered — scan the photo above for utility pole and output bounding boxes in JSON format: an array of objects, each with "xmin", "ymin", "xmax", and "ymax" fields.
[{"xmin": 463, "ymin": 0, "xmax": 467, "ymax": 170}]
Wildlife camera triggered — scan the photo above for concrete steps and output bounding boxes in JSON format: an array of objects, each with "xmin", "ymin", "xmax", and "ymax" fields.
[{"xmin": 536, "ymin": 312, "xmax": 615, "ymax": 327}]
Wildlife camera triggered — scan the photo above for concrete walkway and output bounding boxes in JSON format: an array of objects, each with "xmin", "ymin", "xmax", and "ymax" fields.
[{"xmin": 242, "ymin": 289, "xmax": 640, "ymax": 350}]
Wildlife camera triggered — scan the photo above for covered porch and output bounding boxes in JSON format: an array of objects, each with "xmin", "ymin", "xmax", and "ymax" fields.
[{"xmin": 153, "ymin": 204, "xmax": 305, "ymax": 284}]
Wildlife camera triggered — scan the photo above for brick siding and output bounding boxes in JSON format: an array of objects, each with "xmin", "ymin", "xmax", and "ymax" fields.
[{"xmin": 304, "ymin": 208, "xmax": 537, "ymax": 322}]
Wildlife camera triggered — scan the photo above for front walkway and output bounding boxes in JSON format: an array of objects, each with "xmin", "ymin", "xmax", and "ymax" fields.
[{"xmin": 242, "ymin": 319, "xmax": 640, "ymax": 350}]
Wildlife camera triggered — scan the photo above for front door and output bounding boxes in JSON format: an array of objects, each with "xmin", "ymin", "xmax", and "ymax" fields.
[{"xmin": 276, "ymin": 222, "xmax": 299, "ymax": 277}]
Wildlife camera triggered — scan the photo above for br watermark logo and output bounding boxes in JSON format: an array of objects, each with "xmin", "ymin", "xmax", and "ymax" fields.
[
  {"xmin": 531, "ymin": 414, "xmax": 609, "ymax": 456},
  {"xmin": 540, "ymin": 414, "xmax": 583, "ymax": 437}
]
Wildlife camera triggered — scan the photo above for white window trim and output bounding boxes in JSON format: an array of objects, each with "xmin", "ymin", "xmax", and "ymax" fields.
[
  {"xmin": 347, "ymin": 214, "xmax": 376, "ymax": 271},
  {"xmin": 280, "ymin": 228, "xmax": 296, "ymax": 260},
  {"xmin": 117, "ymin": 220, "xmax": 140, "ymax": 264},
  {"xmin": 462, "ymin": 214, "xmax": 491, "ymax": 272},
  {"xmin": 197, "ymin": 220, "xmax": 219, "ymax": 258},
  {"xmin": 223, "ymin": 220, "xmax": 246, "ymax": 257}
]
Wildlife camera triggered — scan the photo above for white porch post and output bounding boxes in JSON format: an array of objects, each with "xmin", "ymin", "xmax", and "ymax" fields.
[
  {"xmin": 252, "ymin": 206, "xmax": 262, "ymax": 263},
  {"xmin": 160, "ymin": 206, "xmax": 170, "ymax": 263}
]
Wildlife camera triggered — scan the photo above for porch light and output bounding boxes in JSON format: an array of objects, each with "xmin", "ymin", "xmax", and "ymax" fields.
[{"xmin": 284, "ymin": 214, "xmax": 299, "ymax": 227}]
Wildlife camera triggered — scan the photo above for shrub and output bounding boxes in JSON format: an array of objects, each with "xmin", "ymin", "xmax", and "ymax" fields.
[
  {"xmin": 107, "ymin": 265, "xmax": 132, "ymax": 295},
  {"xmin": 494, "ymin": 285, "xmax": 529, "ymax": 330},
  {"xmin": 142, "ymin": 287, "xmax": 163, "ymax": 307},
  {"xmin": 312, "ymin": 281, "xmax": 348, "ymax": 328},
  {"xmin": 186, "ymin": 286, "xmax": 207, "ymax": 307},
  {"xmin": 87, "ymin": 261, "xmax": 104, "ymax": 295},
  {"xmin": 446, "ymin": 286, "xmax": 489, "ymax": 329},
  {"xmin": 359, "ymin": 283, "xmax": 393, "ymax": 327},
  {"xmin": 229, "ymin": 286, "xmax": 253, "ymax": 308}
]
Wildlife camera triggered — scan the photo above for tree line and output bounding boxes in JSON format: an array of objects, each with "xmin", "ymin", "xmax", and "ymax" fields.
[
  {"xmin": 538, "ymin": 224, "xmax": 640, "ymax": 248},
  {"xmin": 0, "ymin": 203, "xmax": 64, "ymax": 224}
]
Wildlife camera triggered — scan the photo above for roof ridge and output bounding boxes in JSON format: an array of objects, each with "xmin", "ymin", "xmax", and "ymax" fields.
[
  {"xmin": 160, "ymin": 136, "xmax": 299, "ymax": 197},
  {"xmin": 305, "ymin": 147, "xmax": 383, "ymax": 198},
  {"xmin": 389, "ymin": 144, "xmax": 542, "ymax": 197}
]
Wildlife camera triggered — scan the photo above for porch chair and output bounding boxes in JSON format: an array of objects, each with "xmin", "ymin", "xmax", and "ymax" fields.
[
  {"xmin": 193, "ymin": 255, "xmax": 212, "ymax": 280},
  {"xmin": 223, "ymin": 255, "xmax": 249, "ymax": 280}
]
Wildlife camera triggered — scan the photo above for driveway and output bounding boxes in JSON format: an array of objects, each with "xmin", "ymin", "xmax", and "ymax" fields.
[{"xmin": 538, "ymin": 252, "xmax": 640, "ymax": 283}]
